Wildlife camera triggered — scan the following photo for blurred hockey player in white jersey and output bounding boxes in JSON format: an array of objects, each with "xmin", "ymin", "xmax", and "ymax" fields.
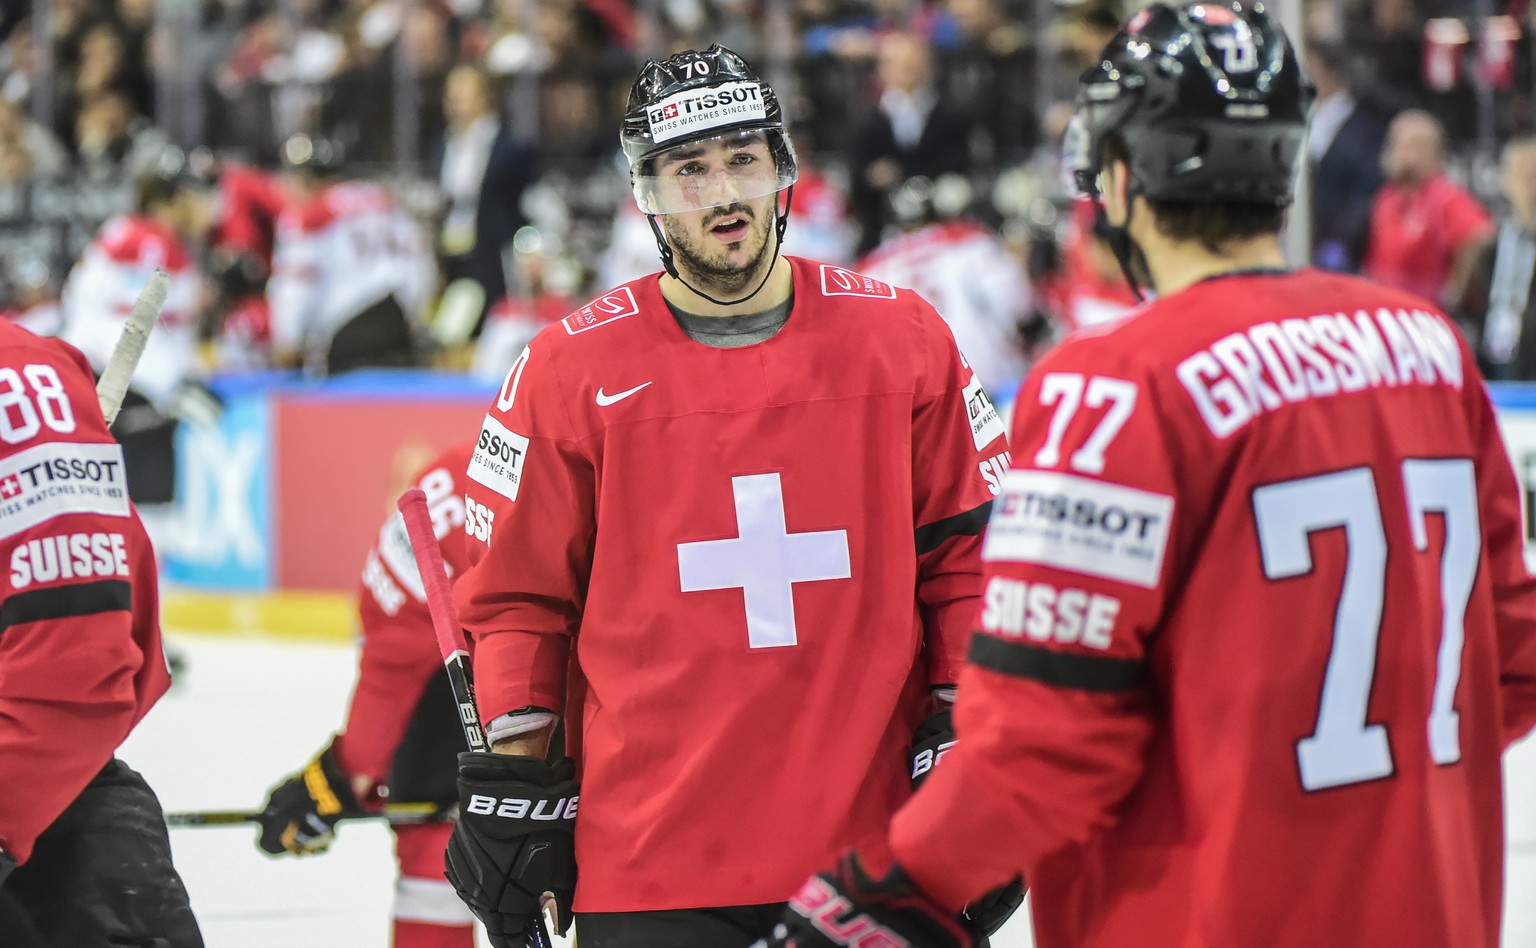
[
  {"xmin": 856, "ymin": 175, "xmax": 1038, "ymax": 404},
  {"xmin": 60, "ymin": 148, "xmax": 211, "ymax": 511},
  {"xmin": 267, "ymin": 134, "xmax": 436, "ymax": 375}
]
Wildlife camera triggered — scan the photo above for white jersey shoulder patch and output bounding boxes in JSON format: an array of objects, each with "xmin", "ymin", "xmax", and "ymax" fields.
[
  {"xmin": 819, "ymin": 265, "xmax": 897, "ymax": 299},
  {"xmin": 563, "ymin": 288, "xmax": 641, "ymax": 335},
  {"xmin": 0, "ymin": 441, "xmax": 131, "ymax": 540},
  {"xmin": 982, "ymin": 469, "xmax": 1173, "ymax": 588},
  {"xmin": 468, "ymin": 415, "xmax": 530, "ymax": 502}
]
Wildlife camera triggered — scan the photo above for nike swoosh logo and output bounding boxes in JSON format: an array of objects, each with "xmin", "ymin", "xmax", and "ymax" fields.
[{"xmin": 595, "ymin": 382, "xmax": 652, "ymax": 406}]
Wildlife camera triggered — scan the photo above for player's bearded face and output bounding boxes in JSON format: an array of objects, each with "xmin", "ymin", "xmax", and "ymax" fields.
[{"xmin": 660, "ymin": 195, "xmax": 778, "ymax": 296}]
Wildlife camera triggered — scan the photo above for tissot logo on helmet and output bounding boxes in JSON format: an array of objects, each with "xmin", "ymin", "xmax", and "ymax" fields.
[{"xmin": 646, "ymin": 82, "xmax": 766, "ymax": 143}]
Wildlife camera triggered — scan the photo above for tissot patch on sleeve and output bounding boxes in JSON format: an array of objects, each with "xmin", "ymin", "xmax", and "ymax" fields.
[
  {"xmin": 963, "ymin": 375, "xmax": 1006, "ymax": 450},
  {"xmin": 468, "ymin": 415, "xmax": 531, "ymax": 502},
  {"xmin": 982, "ymin": 469, "xmax": 1173, "ymax": 588},
  {"xmin": 0, "ymin": 442, "xmax": 131, "ymax": 540}
]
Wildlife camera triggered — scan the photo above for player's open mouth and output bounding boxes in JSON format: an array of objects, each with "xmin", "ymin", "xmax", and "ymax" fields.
[{"xmin": 710, "ymin": 217, "xmax": 749, "ymax": 240}]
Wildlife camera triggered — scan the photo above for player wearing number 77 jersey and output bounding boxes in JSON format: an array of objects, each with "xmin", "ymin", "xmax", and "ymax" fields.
[{"xmin": 762, "ymin": 5, "xmax": 1536, "ymax": 948}]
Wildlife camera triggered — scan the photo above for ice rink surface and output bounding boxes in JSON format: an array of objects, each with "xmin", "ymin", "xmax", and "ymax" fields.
[{"xmin": 121, "ymin": 631, "xmax": 1536, "ymax": 948}]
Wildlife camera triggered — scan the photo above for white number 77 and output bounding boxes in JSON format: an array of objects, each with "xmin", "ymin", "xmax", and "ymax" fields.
[
  {"xmin": 1253, "ymin": 460, "xmax": 1478, "ymax": 792},
  {"xmin": 1033, "ymin": 373, "xmax": 1137, "ymax": 474}
]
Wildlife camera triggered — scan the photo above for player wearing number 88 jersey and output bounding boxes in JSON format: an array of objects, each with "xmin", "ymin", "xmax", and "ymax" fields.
[
  {"xmin": 0, "ymin": 319, "xmax": 201, "ymax": 946},
  {"xmin": 763, "ymin": 5, "xmax": 1536, "ymax": 948}
]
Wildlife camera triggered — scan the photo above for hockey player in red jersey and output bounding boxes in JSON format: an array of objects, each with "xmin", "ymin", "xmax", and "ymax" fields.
[
  {"xmin": 763, "ymin": 5, "xmax": 1536, "ymax": 948},
  {"xmin": 0, "ymin": 319, "xmax": 202, "ymax": 946},
  {"xmin": 256, "ymin": 442, "xmax": 478, "ymax": 948},
  {"xmin": 445, "ymin": 45, "xmax": 1017, "ymax": 948}
]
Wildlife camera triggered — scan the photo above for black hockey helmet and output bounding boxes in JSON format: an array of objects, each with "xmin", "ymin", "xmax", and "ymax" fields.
[
  {"xmin": 620, "ymin": 44, "xmax": 797, "ymax": 215},
  {"xmin": 1071, "ymin": 1, "xmax": 1312, "ymax": 206}
]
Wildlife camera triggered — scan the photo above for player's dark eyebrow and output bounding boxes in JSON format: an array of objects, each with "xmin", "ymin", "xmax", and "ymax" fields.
[
  {"xmin": 660, "ymin": 133, "xmax": 769, "ymax": 168},
  {"xmin": 661, "ymin": 144, "xmax": 706, "ymax": 164}
]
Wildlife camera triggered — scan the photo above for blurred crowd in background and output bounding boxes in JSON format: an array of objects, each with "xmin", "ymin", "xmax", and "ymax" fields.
[{"xmin": 5, "ymin": 0, "xmax": 1536, "ymax": 411}]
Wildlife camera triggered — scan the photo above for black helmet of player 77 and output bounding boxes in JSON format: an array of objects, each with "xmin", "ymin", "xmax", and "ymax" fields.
[
  {"xmin": 620, "ymin": 45, "xmax": 797, "ymax": 216},
  {"xmin": 1072, "ymin": 1, "xmax": 1312, "ymax": 207}
]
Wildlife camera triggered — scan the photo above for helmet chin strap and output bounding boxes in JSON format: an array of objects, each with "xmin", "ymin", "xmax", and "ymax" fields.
[
  {"xmin": 648, "ymin": 186, "xmax": 795, "ymax": 309},
  {"xmin": 1095, "ymin": 194, "xmax": 1149, "ymax": 304}
]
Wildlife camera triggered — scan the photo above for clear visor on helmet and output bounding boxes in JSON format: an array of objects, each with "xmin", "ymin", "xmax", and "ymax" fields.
[
  {"xmin": 1060, "ymin": 113, "xmax": 1095, "ymax": 197},
  {"xmin": 632, "ymin": 129, "xmax": 797, "ymax": 215}
]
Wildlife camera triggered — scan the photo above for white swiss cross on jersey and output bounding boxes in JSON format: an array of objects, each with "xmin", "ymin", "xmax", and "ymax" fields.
[{"xmin": 677, "ymin": 473, "xmax": 852, "ymax": 648}]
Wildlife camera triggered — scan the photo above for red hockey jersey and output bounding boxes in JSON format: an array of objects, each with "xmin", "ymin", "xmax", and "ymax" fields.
[
  {"xmin": 890, "ymin": 269, "xmax": 1536, "ymax": 947},
  {"xmin": 454, "ymin": 256, "xmax": 1008, "ymax": 911},
  {"xmin": 335, "ymin": 442, "xmax": 474, "ymax": 785},
  {"xmin": 0, "ymin": 321, "xmax": 170, "ymax": 864}
]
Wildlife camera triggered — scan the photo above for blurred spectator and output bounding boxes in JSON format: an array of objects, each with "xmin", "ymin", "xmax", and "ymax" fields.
[
  {"xmin": 1306, "ymin": 40, "xmax": 1388, "ymax": 272},
  {"xmin": 201, "ymin": 150, "xmax": 291, "ymax": 372},
  {"xmin": 210, "ymin": 9, "xmax": 286, "ymax": 160},
  {"xmin": 1038, "ymin": 197, "xmax": 1138, "ymax": 337},
  {"xmin": 0, "ymin": 95, "xmax": 70, "ymax": 180},
  {"xmin": 1054, "ymin": 0, "xmax": 1121, "ymax": 72},
  {"xmin": 73, "ymin": 89, "xmax": 168, "ymax": 184},
  {"xmin": 783, "ymin": 154, "xmax": 856, "ymax": 265},
  {"xmin": 849, "ymin": 29, "xmax": 974, "ymax": 255},
  {"xmin": 0, "ymin": 257, "xmax": 64, "ymax": 338},
  {"xmin": 433, "ymin": 62, "xmax": 537, "ymax": 332},
  {"xmin": 1462, "ymin": 136, "xmax": 1536, "ymax": 379},
  {"xmin": 471, "ymin": 224, "xmax": 578, "ymax": 380},
  {"xmin": 942, "ymin": 0, "xmax": 1036, "ymax": 164},
  {"xmin": 857, "ymin": 174, "xmax": 1036, "ymax": 401},
  {"xmin": 1362, "ymin": 109, "xmax": 1493, "ymax": 305},
  {"xmin": 267, "ymin": 133, "xmax": 436, "ymax": 375},
  {"xmin": 60, "ymin": 150, "xmax": 212, "ymax": 509}
]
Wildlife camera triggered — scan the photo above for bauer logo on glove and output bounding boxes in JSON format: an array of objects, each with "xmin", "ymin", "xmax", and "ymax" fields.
[{"xmin": 464, "ymin": 791, "xmax": 578, "ymax": 821}]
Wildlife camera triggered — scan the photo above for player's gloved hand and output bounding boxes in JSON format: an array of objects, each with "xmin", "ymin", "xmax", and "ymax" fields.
[
  {"xmin": 445, "ymin": 753, "xmax": 578, "ymax": 947},
  {"xmin": 755, "ymin": 844, "xmax": 973, "ymax": 948},
  {"xmin": 910, "ymin": 707, "xmax": 957, "ymax": 788},
  {"xmin": 0, "ymin": 845, "xmax": 14, "ymax": 885},
  {"xmin": 256, "ymin": 737, "xmax": 367, "ymax": 856},
  {"xmin": 909, "ymin": 706, "xmax": 1027, "ymax": 938}
]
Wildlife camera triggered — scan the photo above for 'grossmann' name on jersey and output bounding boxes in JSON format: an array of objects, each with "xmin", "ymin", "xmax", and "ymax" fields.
[{"xmin": 1177, "ymin": 307, "xmax": 1463, "ymax": 438}]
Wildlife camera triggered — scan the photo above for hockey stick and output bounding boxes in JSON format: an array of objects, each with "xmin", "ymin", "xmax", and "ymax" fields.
[
  {"xmin": 397, "ymin": 487, "xmax": 556, "ymax": 948},
  {"xmin": 166, "ymin": 801, "xmax": 450, "ymax": 828},
  {"xmin": 96, "ymin": 268, "xmax": 170, "ymax": 425}
]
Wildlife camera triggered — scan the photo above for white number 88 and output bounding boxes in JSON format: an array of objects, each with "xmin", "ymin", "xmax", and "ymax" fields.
[{"xmin": 0, "ymin": 364, "xmax": 77, "ymax": 444}]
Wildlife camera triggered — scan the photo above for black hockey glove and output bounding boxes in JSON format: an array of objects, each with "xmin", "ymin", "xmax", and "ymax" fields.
[
  {"xmin": 909, "ymin": 708, "xmax": 1027, "ymax": 938},
  {"xmin": 756, "ymin": 846, "xmax": 973, "ymax": 948},
  {"xmin": 445, "ymin": 753, "xmax": 578, "ymax": 948},
  {"xmin": 910, "ymin": 707, "xmax": 957, "ymax": 789},
  {"xmin": 0, "ymin": 845, "xmax": 13, "ymax": 885},
  {"xmin": 256, "ymin": 737, "xmax": 367, "ymax": 856}
]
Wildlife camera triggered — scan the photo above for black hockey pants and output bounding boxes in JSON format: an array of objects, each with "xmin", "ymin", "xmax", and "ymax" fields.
[{"xmin": 2, "ymin": 757, "xmax": 202, "ymax": 947}]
